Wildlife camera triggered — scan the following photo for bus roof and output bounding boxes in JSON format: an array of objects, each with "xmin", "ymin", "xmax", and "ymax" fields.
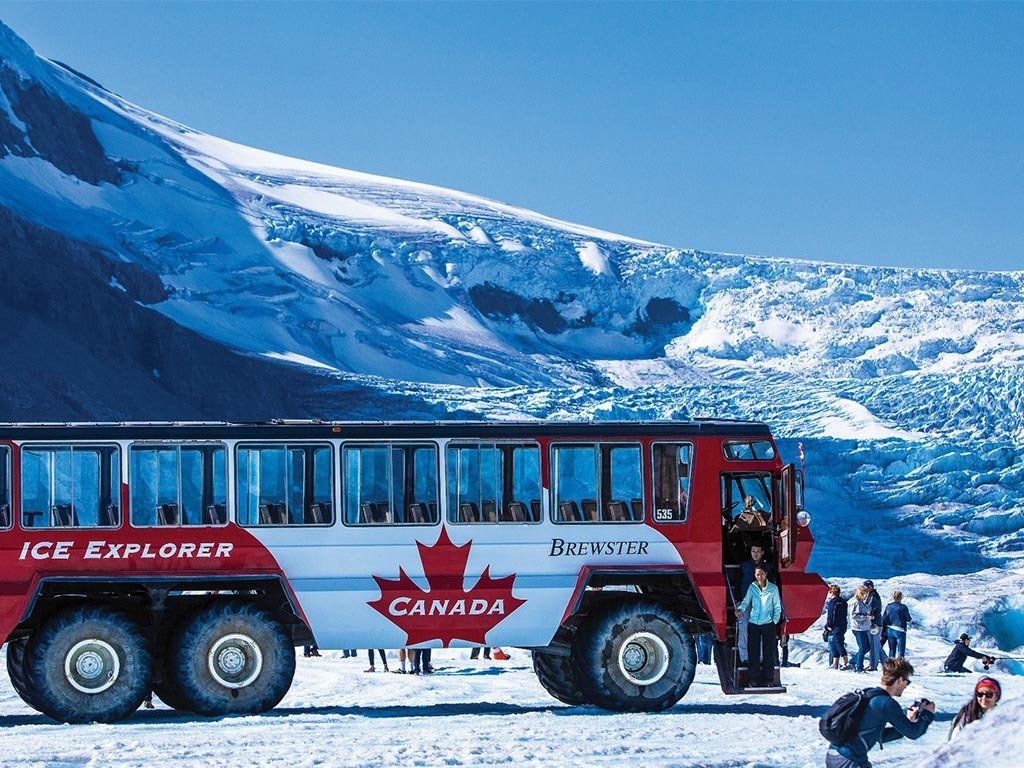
[{"xmin": 0, "ymin": 419, "xmax": 772, "ymax": 441}]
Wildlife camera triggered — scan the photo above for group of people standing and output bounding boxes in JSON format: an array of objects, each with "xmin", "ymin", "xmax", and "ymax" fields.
[{"xmin": 823, "ymin": 580, "xmax": 912, "ymax": 672}]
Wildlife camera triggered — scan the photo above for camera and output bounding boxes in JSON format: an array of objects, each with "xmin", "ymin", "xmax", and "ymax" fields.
[{"xmin": 911, "ymin": 698, "xmax": 932, "ymax": 709}]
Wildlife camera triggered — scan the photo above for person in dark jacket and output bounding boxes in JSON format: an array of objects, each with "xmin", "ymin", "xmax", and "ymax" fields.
[
  {"xmin": 943, "ymin": 633, "xmax": 995, "ymax": 673},
  {"xmin": 882, "ymin": 591, "xmax": 912, "ymax": 659},
  {"xmin": 739, "ymin": 543, "xmax": 777, "ymax": 596},
  {"xmin": 737, "ymin": 543, "xmax": 776, "ymax": 662},
  {"xmin": 824, "ymin": 584, "xmax": 849, "ymax": 669},
  {"xmin": 863, "ymin": 580, "xmax": 884, "ymax": 670},
  {"xmin": 825, "ymin": 658, "xmax": 935, "ymax": 768}
]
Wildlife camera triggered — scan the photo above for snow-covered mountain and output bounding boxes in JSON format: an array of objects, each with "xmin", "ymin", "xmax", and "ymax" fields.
[
  {"xmin": 1, "ymin": 17, "xmax": 1023, "ymax": 603},
  {"xmin": 1, "ymin": 20, "xmax": 1021, "ymax": 427}
]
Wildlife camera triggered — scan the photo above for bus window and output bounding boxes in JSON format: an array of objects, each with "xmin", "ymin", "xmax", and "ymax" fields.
[
  {"xmin": 447, "ymin": 443, "xmax": 500, "ymax": 523},
  {"xmin": 0, "ymin": 446, "xmax": 10, "ymax": 529},
  {"xmin": 130, "ymin": 444, "xmax": 227, "ymax": 526},
  {"xmin": 236, "ymin": 444, "xmax": 333, "ymax": 526},
  {"xmin": 552, "ymin": 443, "xmax": 642, "ymax": 523},
  {"xmin": 21, "ymin": 445, "xmax": 120, "ymax": 528},
  {"xmin": 344, "ymin": 443, "xmax": 438, "ymax": 525},
  {"xmin": 653, "ymin": 443, "xmax": 693, "ymax": 522},
  {"xmin": 723, "ymin": 440, "xmax": 775, "ymax": 461},
  {"xmin": 605, "ymin": 445, "xmax": 642, "ymax": 521},
  {"xmin": 447, "ymin": 443, "xmax": 541, "ymax": 524},
  {"xmin": 553, "ymin": 445, "xmax": 597, "ymax": 522},
  {"xmin": 510, "ymin": 446, "xmax": 541, "ymax": 522}
]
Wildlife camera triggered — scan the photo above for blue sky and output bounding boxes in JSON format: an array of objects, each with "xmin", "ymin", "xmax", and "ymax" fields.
[{"xmin": 1, "ymin": 2, "xmax": 1022, "ymax": 270}]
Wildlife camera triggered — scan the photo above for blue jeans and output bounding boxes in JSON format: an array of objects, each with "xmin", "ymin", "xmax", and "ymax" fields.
[
  {"xmin": 851, "ymin": 630, "xmax": 871, "ymax": 671},
  {"xmin": 886, "ymin": 629, "xmax": 907, "ymax": 658},
  {"xmin": 828, "ymin": 631, "xmax": 847, "ymax": 665},
  {"xmin": 696, "ymin": 633, "xmax": 713, "ymax": 664},
  {"xmin": 869, "ymin": 629, "xmax": 886, "ymax": 669}
]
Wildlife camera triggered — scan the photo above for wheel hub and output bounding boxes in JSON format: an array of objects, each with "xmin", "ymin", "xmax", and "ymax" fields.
[
  {"xmin": 617, "ymin": 631, "xmax": 671, "ymax": 686},
  {"xmin": 208, "ymin": 633, "xmax": 263, "ymax": 689},
  {"xmin": 64, "ymin": 639, "xmax": 120, "ymax": 694}
]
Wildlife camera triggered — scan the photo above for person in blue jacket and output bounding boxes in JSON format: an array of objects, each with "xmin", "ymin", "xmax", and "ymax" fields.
[
  {"xmin": 881, "ymin": 591, "xmax": 912, "ymax": 659},
  {"xmin": 737, "ymin": 543, "xmax": 777, "ymax": 663},
  {"xmin": 736, "ymin": 565, "xmax": 782, "ymax": 688},
  {"xmin": 825, "ymin": 657, "xmax": 935, "ymax": 768}
]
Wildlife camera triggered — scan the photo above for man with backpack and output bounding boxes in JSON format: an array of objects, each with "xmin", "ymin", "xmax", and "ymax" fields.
[{"xmin": 820, "ymin": 657, "xmax": 935, "ymax": 767}]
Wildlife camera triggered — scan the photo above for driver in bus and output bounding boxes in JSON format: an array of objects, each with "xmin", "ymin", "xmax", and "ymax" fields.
[{"xmin": 731, "ymin": 496, "xmax": 769, "ymax": 533}]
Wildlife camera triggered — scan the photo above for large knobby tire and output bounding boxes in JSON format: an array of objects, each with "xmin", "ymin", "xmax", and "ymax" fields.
[
  {"xmin": 169, "ymin": 601, "xmax": 295, "ymax": 716},
  {"xmin": 574, "ymin": 599, "xmax": 696, "ymax": 712},
  {"xmin": 533, "ymin": 648, "xmax": 589, "ymax": 706},
  {"xmin": 6, "ymin": 637, "xmax": 42, "ymax": 712},
  {"xmin": 24, "ymin": 605, "xmax": 153, "ymax": 723}
]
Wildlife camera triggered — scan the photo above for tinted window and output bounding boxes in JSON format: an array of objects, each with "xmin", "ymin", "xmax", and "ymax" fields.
[
  {"xmin": 552, "ymin": 443, "xmax": 643, "ymax": 523},
  {"xmin": 131, "ymin": 444, "xmax": 227, "ymax": 526},
  {"xmin": 724, "ymin": 440, "xmax": 776, "ymax": 460},
  {"xmin": 237, "ymin": 444, "xmax": 334, "ymax": 526},
  {"xmin": 21, "ymin": 445, "xmax": 120, "ymax": 528},
  {"xmin": 447, "ymin": 443, "xmax": 540, "ymax": 523},
  {"xmin": 344, "ymin": 443, "xmax": 439, "ymax": 525},
  {"xmin": 653, "ymin": 443, "xmax": 693, "ymax": 522}
]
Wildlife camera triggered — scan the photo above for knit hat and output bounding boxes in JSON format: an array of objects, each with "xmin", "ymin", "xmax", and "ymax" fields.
[
  {"xmin": 863, "ymin": 580, "xmax": 874, "ymax": 588},
  {"xmin": 975, "ymin": 677, "xmax": 1001, "ymax": 699}
]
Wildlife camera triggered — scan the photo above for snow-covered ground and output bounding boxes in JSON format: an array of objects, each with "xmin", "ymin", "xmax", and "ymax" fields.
[{"xmin": 0, "ymin": 645, "xmax": 1016, "ymax": 768}]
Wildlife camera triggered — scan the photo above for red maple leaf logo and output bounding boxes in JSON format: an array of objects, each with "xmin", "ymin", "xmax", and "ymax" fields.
[{"xmin": 368, "ymin": 527, "xmax": 526, "ymax": 647}]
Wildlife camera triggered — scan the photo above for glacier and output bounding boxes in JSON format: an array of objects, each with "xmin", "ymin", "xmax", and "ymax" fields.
[{"xmin": 0, "ymin": 16, "xmax": 1022, "ymax": 765}]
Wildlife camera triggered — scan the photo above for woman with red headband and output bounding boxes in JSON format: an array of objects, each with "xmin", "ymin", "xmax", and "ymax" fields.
[{"xmin": 949, "ymin": 677, "xmax": 1001, "ymax": 741}]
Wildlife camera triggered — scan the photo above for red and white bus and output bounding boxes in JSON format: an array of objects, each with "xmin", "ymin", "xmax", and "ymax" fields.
[{"xmin": 0, "ymin": 420, "xmax": 824, "ymax": 722}]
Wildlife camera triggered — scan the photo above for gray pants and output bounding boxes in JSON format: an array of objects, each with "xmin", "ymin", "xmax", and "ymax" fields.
[{"xmin": 825, "ymin": 750, "xmax": 866, "ymax": 768}]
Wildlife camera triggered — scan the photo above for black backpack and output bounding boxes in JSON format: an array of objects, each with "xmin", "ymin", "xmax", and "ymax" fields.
[{"xmin": 819, "ymin": 688, "xmax": 888, "ymax": 746}]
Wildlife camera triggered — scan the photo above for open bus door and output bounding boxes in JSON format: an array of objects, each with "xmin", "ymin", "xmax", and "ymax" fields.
[{"xmin": 779, "ymin": 464, "xmax": 798, "ymax": 568}]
